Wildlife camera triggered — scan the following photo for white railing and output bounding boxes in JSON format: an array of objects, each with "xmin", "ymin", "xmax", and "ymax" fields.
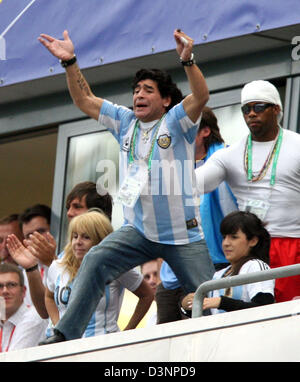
[{"xmin": 192, "ymin": 263, "xmax": 300, "ymax": 317}]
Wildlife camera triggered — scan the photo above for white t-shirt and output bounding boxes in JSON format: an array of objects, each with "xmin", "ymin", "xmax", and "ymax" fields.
[
  {"xmin": 195, "ymin": 128, "xmax": 300, "ymax": 237},
  {"xmin": 209, "ymin": 259, "xmax": 275, "ymax": 315},
  {"xmin": 47, "ymin": 259, "xmax": 143, "ymax": 336}
]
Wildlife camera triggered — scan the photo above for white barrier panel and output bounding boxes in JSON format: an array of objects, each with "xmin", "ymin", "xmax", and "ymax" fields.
[
  {"xmin": 0, "ymin": 296, "xmax": 5, "ymax": 321},
  {"xmin": 1, "ymin": 300, "xmax": 300, "ymax": 362}
]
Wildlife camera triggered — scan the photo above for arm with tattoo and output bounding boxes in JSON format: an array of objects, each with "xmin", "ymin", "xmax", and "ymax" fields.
[{"xmin": 38, "ymin": 30, "xmax": 103, "ymax": 120}]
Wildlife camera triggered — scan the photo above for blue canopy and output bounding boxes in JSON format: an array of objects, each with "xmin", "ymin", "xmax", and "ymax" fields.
[{"xmin": 0, "ymin": 0, "xmax": 299, "ymax": 87}]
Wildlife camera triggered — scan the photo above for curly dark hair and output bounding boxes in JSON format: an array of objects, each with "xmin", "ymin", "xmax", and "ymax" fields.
[{"xmin": 132, "ymin": 68, "xmax": 183, "ymax": 111}]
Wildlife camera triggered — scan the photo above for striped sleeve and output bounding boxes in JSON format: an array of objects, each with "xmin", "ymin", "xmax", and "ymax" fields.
[
  {"xmin": 240, "ymin": 260, "xmax": 275, "ymax": 300},
  {"xmin": 98, "ymin": 100, "xmax": 134, "ymax": 141}
]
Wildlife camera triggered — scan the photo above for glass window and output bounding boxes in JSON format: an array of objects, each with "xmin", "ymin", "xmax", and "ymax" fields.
[
  {"xmin": 59, "ymin": 130, "xmax": 123, "ymax": 249},
  {"xmin": 213, "ymin": 104, "xmax": 249, "ymax": 145}
]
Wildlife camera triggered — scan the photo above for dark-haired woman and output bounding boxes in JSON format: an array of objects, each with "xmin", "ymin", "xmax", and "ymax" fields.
[{"xmin": 182, "ymin": 211, "xmax": 275, "ymax": 314}]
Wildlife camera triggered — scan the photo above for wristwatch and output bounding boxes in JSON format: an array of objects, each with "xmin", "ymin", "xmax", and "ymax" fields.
[
  {"xmin": 60, "ymin": 55, "xmax": 77, "ymax": 68},
  {"xmin": 180, "ymin": 53, "xmax": 195, "ymax": 66}
]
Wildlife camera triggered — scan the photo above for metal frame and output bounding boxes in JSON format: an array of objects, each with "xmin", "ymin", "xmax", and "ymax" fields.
[
  {"xmin": 50, "ymin": 117, "xmax": 106, "ymax": 250},
  {"xmin": 283, "ymin": 75, "xmax": 300, "ymax": 133},
  {"xmin": 192, "ymin": 263, "xmax": 300, "ymax": 318}
]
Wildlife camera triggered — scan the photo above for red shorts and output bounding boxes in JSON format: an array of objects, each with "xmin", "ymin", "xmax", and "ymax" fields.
[{"xmin": 270, "ymin": 237, "xmax": 300, "ymax": 302}]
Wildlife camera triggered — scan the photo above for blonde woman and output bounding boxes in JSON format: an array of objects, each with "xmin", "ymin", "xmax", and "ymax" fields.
[{"xmin": 45, "ymin": 211, "xmax": 153, "ymax": 337}]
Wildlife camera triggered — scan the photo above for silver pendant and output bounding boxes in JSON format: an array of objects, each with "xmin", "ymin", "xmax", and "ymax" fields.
[{"xmin": 142, "ymin": 131, "xmax": 150, "ymax": 143}]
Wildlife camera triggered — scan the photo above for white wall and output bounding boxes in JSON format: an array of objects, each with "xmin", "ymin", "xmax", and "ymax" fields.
[{"xmin": 1, "ymin": 300, "xmax": 300, "ymax": 362}]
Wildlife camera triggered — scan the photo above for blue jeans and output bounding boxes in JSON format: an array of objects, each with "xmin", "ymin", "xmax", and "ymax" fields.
[{"xmin": 56, "ymin": 225, "xmax": 214, "ymax": 339}]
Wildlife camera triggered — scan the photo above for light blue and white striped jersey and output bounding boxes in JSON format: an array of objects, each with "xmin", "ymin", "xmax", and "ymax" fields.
[
  {"xmin": 46, "ymin": 259, "xmax": 143, "ymax": 337},
  {"xmin": 98, "ymin": 100, "xmax": 204, "ymax": 245}
]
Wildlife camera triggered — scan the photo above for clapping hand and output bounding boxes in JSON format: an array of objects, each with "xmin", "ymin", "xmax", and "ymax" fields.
[
  {"xmin": 25, "ymin": 231, "xmax": 57, "ymax": 267},
  {"xmin": 6, "ymin": 234, "xmax": 38, "ymax": 269}
]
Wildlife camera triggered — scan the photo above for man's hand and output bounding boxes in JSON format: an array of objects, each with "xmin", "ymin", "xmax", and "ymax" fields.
[
  {"xmin": 6, "ymin": 234, "xmax": 38, "ymax": 269},
  {"xmin": 174, "ymin": 29, "xmax": 209, "ymax": 122},
  {"xmin": 24, "ymin": 231, "xmax": 57, "ymax": 267},
  {"xmin": 181, "ymin": 292, "xmax": 195, "ymax": 310},
  {"xmin": 38, "ymin": 30, "xmax": 75, "ymax": 61},
  {"xmin": 174, "ymin": 29, "xmax": 193, "ymax": 61}
]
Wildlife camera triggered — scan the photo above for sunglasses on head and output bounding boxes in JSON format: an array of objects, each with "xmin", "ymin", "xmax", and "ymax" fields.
[{"xmin": 241, "ymin": 103, "xmax": 274, "ymax": 115}]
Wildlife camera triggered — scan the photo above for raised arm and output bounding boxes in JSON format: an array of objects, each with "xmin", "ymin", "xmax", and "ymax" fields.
[
  {"xmin": 173, "ymin": 29, "xmax": 209, "ymax": 122},
  {"xmin": 38, "ymin": 30, "xmax": 103, "ymax": 120}
]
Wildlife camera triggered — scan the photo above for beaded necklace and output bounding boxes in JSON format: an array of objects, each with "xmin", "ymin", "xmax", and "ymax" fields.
[{"xmin": 244, "ymin": 128, "xmax": 283, "ymax": 185}]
